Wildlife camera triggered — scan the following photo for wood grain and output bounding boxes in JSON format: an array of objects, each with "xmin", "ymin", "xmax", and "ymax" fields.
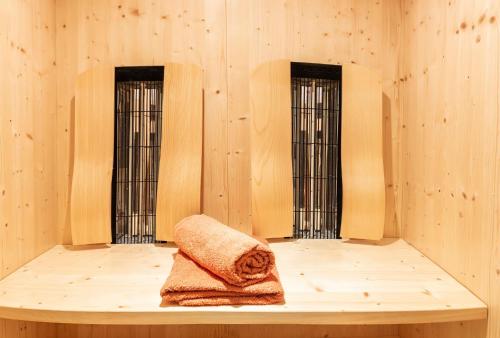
[
  {"xmin": 250, "ymin": 60, "xmax": 293, "ymax": 238},
  {"xmin": 201, "ymin": 0, "xmax": 230, "ymax": 226},
  {"xmin": 227, "ymin": 0, "xmax": 252, "ymax": 234},
  {"xmin": 341, "ymin": 64, "xmax": 385, "ymax": 241},
  {"xmin": 398, "ymin": 0, "xmax": 500, "ymax": 338},
  {"xmin": 55, "ymin": 0, "xmax": 403, "ymax": 241},
  {"xmin": 0, "ymin": 320, "xmax": 399, "ymax": 338},
  {"xmin": 0, "ymin": 240, "xmax": 486, "ymax": 325},
  {"xmin": 156, "ymin": 64, "xmax": 203, "ymax": 241},
  {"xmin": 0, "ymin": 0, "xmax": 58, "ymax": 334},
  {"xmin": 0, "ymin": 0, "xmax": 57, "ymax": 278},
  {"xmin": 400, "ymin": 321, "xmax": 487, "ymax": 338},
  {"xmin": 70, "ymin": 65, "xmax": 114, "ymax": 245},
  {"xmin": 54, "ymin": 324, "xmax": 398, "ymax": 338}
]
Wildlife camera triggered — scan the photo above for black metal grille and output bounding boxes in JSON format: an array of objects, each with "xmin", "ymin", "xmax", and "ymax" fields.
[
  {"xmin": 112, "ymin": 67, "xmax": 164, "ymax": 244},
  {"xmin": 291, "ymin": 63, "xmax": 342, "ymax": 239}
]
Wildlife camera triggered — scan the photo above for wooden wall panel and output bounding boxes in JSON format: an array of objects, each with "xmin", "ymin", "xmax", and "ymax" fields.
[
  {"xmin": 201, "ymin": 0, "xmax": 230, "ymax": 226},
  {"xmin": 381, "ymin": 1, "xmax": 403, "ymax": 238},
  {"xmin": 156, "ymin": 64, "xmax": 203, "ymax": 241},
  {"xmin": 227, "ymin": 0, "xmax": 252, "ymax": 234},
  {"xmin": 246, "ymin": 0, "xmax": 402, "ymax": 238},
  {"xmin": 0, "ymin": 320, "xmax": 401, "ymax": 338},
  {"xmin": 0, "ymin": 0, "xmax": 404, "ymax": 337},
  {"xmin": 398, "ymin": 0, "xmax": 500, "ymax": 337},
  {"xmin": 0, "ymin": 320, "xmax": 57, "ymax": 338},
  {"xmin": 341, "ymin": 64, "xmax": 385, "ymax": 240},
  {"xmin": 250, "ymin": 60, "xmax": 293, "ymax": 238},
  {"xmin": 0, "ymin": 0, "xmax": 58, "ymax": 334},
  {"xmin": 55, "ymin": 0, "xmax": 205, "ymax": 244},
  {"xmin": 55, "ymin": 0, "xmax": 402, "ymax": 241},
  {"xmin": 1, "ymin": 319, "xmax": 399, "ymax": 338},
  {"xmin": 0, "ymin": 0, "xmax": 57, "ymax": 277},
  {"xmin": 54, "ymin": 323, "xmax": 398, "ymax": 338},
  {"xmin": 400, "ymin": 321, "xmax": 487, "ymax": 338},
  {"xmin": 71, "ymin": 65, "xmax": 114, "ymax": 245}
]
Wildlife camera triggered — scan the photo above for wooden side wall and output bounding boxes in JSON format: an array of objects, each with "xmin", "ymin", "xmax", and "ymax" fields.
[
  {"xmin": 398, "ymin": 0, "xmax": 499, "ymax": 337},
  {"xmin": 55, "ymin": 0, "xmax": 403, "ymax": 242},
  {"xmin": 0, "ymin": 0, "xmax": 58, "ymax": 335},
  {"xmin": 0, "ymin": 0, "xmax": 57, "ymax": 279}
]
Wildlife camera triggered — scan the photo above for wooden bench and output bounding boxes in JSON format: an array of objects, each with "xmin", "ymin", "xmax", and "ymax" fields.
[{"xmin": 0, "ymin": 239, "xmax": 486, "ymax": 325}]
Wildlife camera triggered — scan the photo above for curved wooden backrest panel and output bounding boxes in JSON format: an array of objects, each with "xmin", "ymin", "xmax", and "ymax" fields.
[
  {"xmin": 156, "ymin": 64, "xmax": 203, "ymax": 241},
  {"xmin": 71, "ymin": 65, "xmax": 114, "ymax": 245},
  {"xmin": 250, "ymin": 60, "xmax": 293, "ymax": 238},
  {"xmin": 340, "ymin": 64, "xmax": 385, "ymax": 240}
]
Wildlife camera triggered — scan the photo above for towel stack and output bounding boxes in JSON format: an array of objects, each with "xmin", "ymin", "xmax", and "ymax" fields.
[{"xmin": 160, "ymin": 214, "xmax": 285, "ymax": 306}]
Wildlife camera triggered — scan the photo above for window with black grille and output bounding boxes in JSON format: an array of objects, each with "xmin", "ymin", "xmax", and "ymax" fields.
[
  {"xmin": 112, "ymin": 66, "xmax": 164, "ymax": 243},
  {"xmin": 291, "ymin": 62, "xmax": 342, "ymax": 239}
]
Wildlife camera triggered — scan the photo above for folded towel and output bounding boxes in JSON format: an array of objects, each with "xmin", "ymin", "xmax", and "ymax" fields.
[
  {"xmin": 174, "ymin": 214, "xmax": 275, "ymax": 286},
  {"xmin": 160, "ymin": 251, "xmax": 285, "ymax": 306}
]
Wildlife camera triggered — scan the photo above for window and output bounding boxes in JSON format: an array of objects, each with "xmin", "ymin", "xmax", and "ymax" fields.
[
  {"xmin": 291, "ymin": 62, "xmax": 342, "ymax": 238},
  {"xmin": 112, "ymin": 66, "xmax": 164, "ymax": 243}
]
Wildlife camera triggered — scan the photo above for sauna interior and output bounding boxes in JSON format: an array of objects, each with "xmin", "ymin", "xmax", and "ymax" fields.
[{"xmin": 0, "ymin": 0, "xmax": 499, "ymax": 337}]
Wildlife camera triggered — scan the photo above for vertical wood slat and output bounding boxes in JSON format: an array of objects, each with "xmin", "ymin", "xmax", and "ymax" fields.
[
  {"xmin": 71, "ymin": 65, "xmax": 114, "ymax": 245},
  {"xmin": 340, "ymin": 64, "xmax": 385, "ymax": 241},
  {"xmin": 250, "ymin": 60, "xmax": 293, "ymax": 238},
  {"xmin": 156, "ymin": 63, "xmax": 203, "ymax": 241}
]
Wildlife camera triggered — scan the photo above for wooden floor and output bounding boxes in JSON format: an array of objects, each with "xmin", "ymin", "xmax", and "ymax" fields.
[{"xmin": 0, "ymin": 239, "xmax": 486, "ymax": 325}]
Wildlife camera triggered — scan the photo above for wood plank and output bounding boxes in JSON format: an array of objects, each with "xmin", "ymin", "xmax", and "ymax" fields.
[
  {"xmin": 381, "ymin": 0, "xmax": 402, "ymax": 238},
  {"xmin": 0, "ymin": 319, "xmax": 57, "ymax": 338},
  {"xmin": 0, "ymin": 0, "xmax": 57, "ymax": 278},
  {"xmin": 341, "ymin": 64, "xmax": 385, "ymax": 241},
  {"xmin": 54, "ymin": 323, "xmax": 398, "ymax": 338},
  {"xmin": 250, "ymin": 60, "xmax": 293, "ymax": 238},
  {"xmin": 398, "ymin": 0, "xmax": 500, "ymax": 338},
  {"xmin": 70, "ymin": 65, "xmax": 114, "ymax": 245},
  {"xmin": 400, "ymin": 321, "xmax": 487, "ymax": 338},
  {"xmin": 201, "ymin": 0, "xmax": 230, "ymax": 225},
  {"xmin": 55, "ymin": 0, "xmax": 205, "ymax": 243},
  {"xmin": 0, "ymin": 239, "xmax": 486, "ymax": 325},
  {"xmin": 0, "ymin": 319, "xmax": 398, "ymax": 338},
  {"xmin": 227, "ymin": 0, "xmax": 252, "ymax": 234},
  {"xmin": 156, "ymin": 63, "xmax": 203, "ymax": 241},
  {"xmin": 55, "ymin": 1, "xmax": 403, "ymax": 240}
]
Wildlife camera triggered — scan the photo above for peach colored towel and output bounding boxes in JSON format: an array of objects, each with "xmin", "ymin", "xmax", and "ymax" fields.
[
  {"xmin": 174, "ymin": 214, "xmax": 275, "ymax": 287},
  {"xmin": 160, "ymin": 251, "xmax": 284, "ymax": 306}
]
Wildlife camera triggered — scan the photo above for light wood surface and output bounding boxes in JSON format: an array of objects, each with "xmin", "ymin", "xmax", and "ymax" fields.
[
  {"xmin": 56, "ymin": 324, "xmax": 399, "ymax": 338},
  {"xmin": 0, "ymin": 320, "xmax": 399, "ymax": 338},
  {"xmin": 250, "ymin": 60, "xmax": 293, "ymax": 238},
  {"xmin": 398, "ymin": 0, "xmax": 500, "ymax": 337},
  {"xmin": 70, "ymin": 65, "xmax": 114, "ymax": 245},
  {"xmin": 55, "ymin": 0, "xmax": 402, "ymax": 242},
  {"xmin": 0, "ymin": 0, "xmax": 58, "ymax": 335},
  {"xmin": 155, "ymin": 64, "xmax": 203, "ymax": 241},
  {"xmin": 0, "ymin": 0, "xmax": 57, "ymax": 278},
  {"xmin": 201, "ymin": 0, "xmax": 230, "ymax": 227},
  {"xmin": 341, "ymin": 64, "xmax": 385, "ymax": 241},
  {"xmin": 226, "ymin": 0, "xmax": 252, "ymax": 234},
  {"xmin": 0, "ymin": 239, "xmax": 486, "ymax": 325}
]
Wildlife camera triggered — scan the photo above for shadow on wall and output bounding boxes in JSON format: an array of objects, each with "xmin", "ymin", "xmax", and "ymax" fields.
[
  {"xmin": 63, "ymin": 97, "xmax": 76, "ymax": 244},
  {"xmin": 382, "ymin": 92, "xmax": 397, "ymax": 237}
]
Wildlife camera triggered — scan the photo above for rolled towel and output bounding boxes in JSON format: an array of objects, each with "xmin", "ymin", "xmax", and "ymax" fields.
[
  {"xmin": 160, "ymin": 251, "xmax": 284, "ymax": 306},
  {"xmin": 174, "ymin": 214, "xmax": 275, "ymax": 286}
]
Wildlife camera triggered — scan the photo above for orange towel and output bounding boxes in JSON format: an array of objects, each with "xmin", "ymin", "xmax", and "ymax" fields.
[
  {"xmin": 160, "ymin": 251, "xmax": 284, "ymax": 306},
  {"xmin": 174, "ymin": 214, "xmax": 275, "ymax": 286}
]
